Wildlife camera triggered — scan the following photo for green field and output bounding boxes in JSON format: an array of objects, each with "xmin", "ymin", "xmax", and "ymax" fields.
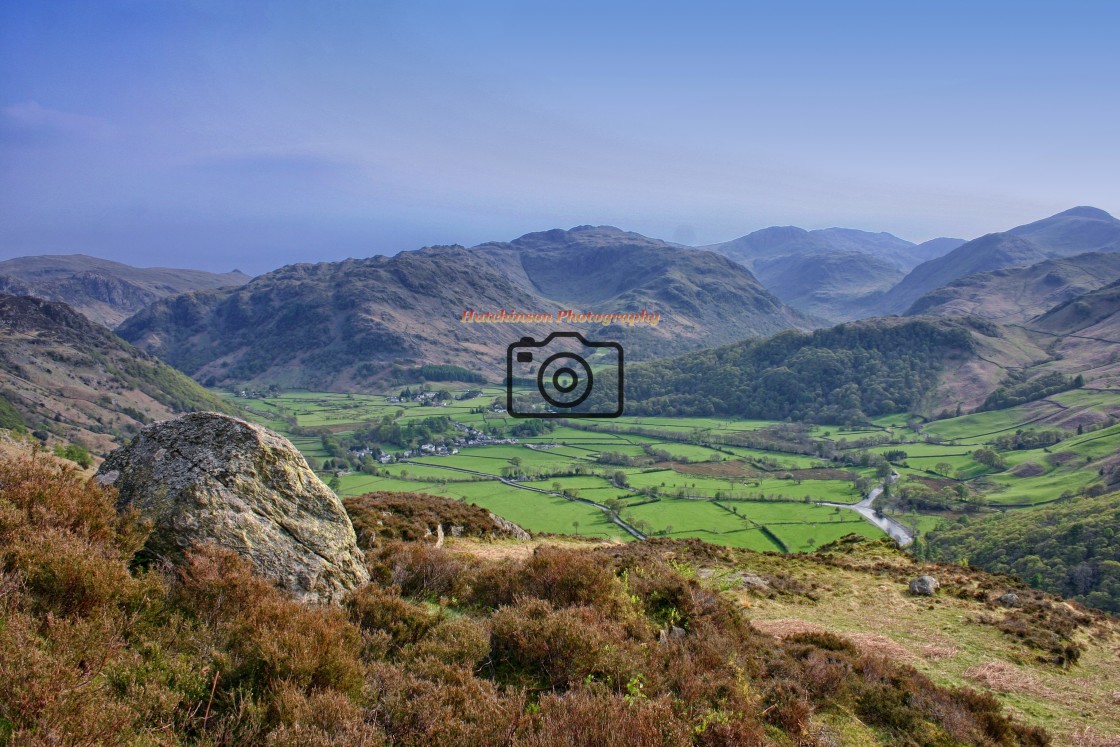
[{"xmin": 225, "ymin": 384, "xmax": 1120, "ymax": 553}]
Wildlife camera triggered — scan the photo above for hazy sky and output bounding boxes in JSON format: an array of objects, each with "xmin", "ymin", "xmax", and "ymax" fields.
[{"xmin": 2, "ymin": 1, "xmax": 1117, "ymax": 275}]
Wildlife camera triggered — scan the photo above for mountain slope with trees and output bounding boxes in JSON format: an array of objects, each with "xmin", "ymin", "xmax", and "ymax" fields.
[
  {"xmin": 0, "ymin": 294, "xmax": 237, "ymax": 455},
  {"xmin": 624, "ymin": 317, "xmax": 1035, "ymax": 422},
  {"xmin": 926, "ymin": 490, "xmax": 1120, "ymax": 613}
]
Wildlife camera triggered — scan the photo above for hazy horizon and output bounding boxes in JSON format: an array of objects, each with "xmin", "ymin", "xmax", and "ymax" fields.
[{"xmin": 3, "ymin": 1, "xmax": 1118, "ymax": 275}]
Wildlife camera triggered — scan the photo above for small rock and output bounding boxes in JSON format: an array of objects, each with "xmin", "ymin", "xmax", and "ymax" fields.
[
  {"xmin": 909, "ymin": 575, "xmax": 940, "ymax": 596},
  {"xmin": 658, "ymin": 625, "xmax": 688, "ymax": 643},
  {"xmin": 997, "ymin": 592, "xmax": 1022, "ymax": 608}
]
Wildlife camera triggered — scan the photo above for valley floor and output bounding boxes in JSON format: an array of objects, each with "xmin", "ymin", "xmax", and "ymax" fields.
[{"xmin": 225, "ymin": 383, "xmax": 1120, "ymax": 557}]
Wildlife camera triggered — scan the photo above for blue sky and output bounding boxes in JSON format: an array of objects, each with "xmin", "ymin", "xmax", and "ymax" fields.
[{"xmin": 2, "ymin": 0, "xmax": 1117, "ymax": 275}]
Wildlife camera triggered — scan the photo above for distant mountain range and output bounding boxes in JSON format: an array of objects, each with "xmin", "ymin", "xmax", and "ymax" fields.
[
  {"xmin": 117, "ymin": 226, "xmax": 812, "ymax": 390},
  {"xmin": 0, "ymin": 254, "xmax": 250, "ymax": 328},
  {"xmin": 5, "ymin": 206, "xmax": 1119, "ymax": 400},
  {"xmin": 701, "ymin": 227, "xmax": 965, "ymax": 321},
  {"xmin": 905, "ymin": 251, "xmax": 1120, "ymax": 322},
  {"xmin": 1023, "ymin": 279, "xmax": 1120, "ymax": 390},
  {"xmin": 873, "ymin": 207, "xmax": 1120, "ymax": 315},
  {"xmin": 0, "ymin": 294, "xmax": 237, "ymax": 454}
]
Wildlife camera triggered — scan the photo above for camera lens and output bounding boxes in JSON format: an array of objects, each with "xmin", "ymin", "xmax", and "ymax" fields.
[
  {"xmin": 537, "ymin": 352, "xmax": 593, "ymax": 408},
  {"xmin": 552, "ymin": 367, "xmax": 578, "ymax": 393}
]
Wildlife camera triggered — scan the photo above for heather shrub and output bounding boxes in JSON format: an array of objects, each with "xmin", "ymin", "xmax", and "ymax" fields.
[
  {"xmin": 344, "ymin": 491, "xmax": 516, "ymax": 545},
  {"xmin": 366, "ymin": 659, "xmax": 518, "ymax": 747},
  {"xmin": 516, "ymin": 689, "xmax": 692, "ymax": 747},
  {"xmin": 488, "ymin": 598, "xmax": 640, "ymax": 691},
  {"xmin": 0, "ymin": 453, "xmax": 147, "ymax": 555},
  {"xmin": 267, "ymin": 683, "xmax": 385, "ymax": 746},
  {"xmin": 643, "ymin": 625, "xmax": 761, "ymax": 719},
  {"xmin": 404, "ymin": 615, "xmax": 490, "ymax": 668},
  {"xmin": 473, "ymin": 545, "xmax": 629, "ymax": 614},
  {"xmin": 170, "ymin": 546, "xmax": 366, "ymax": 700},
  {"xmin": 622, "ymin": 558, "xmax": 743, "ymax": 635},
  {"xmin": 365, "ymin": 540, "xmax": 478, "ymax": 600},
  {"xmin": 0, "ymin": 606, "xmax": 141, "ymax": 745},
  {"xmin": 345, "ymin": 583, "xmax": 438, "ymax": 654},
  {"xmin": 7, "ymin": 527, "xmax": 144, "ymax": 618}
]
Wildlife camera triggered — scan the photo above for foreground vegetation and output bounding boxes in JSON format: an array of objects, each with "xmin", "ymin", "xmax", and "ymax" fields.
[{"xmin": 0, "ymin": 453, "xmax": 1068, "ymax": 745}]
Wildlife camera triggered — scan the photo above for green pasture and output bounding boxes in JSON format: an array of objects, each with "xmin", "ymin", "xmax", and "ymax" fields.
[
  {"xmin": 224, "ymin": 385, "xmax": 1120, "ymax": 556},
  {"xmin": 420, "ymin": 481, "xmax": 624, "ymax": 539}
]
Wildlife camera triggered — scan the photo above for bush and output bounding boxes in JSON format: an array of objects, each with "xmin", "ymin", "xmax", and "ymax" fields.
[
  {"xmin": 364, "ymin": 541, "xmax": 478, "ymax": 601},
  {"xmin": 518, "ymin": 689, "xmax": 691, "ymax": 747},
  {"xmin": 472, "ymin": 545, "xmax": 630, "ymax": 616},
  {"xmin": 345, "ymin": 583, "xmax": 437, "ymax": 654},
  {"xmin": 488, "ymin": 598, "xmax": 639, "ymax": 691}
]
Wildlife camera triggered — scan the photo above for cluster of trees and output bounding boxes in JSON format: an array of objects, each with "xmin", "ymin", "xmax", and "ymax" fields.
[
  {"xmin": 971, "ymin": 447, "xmax": 1007, "ymax": 471},
  {"xmin": 626, "ymin": 320, "xmax": 974, "ymax": 423},
  {"xmin": 991, "ymin": 428, "xmax": 1068, "ymax": 451},
  {"xmin": 52, "ymin": 442, "xmax": 93, "ymax": 469},
  {"xmin": 597, "ymin": 444, "xmax": 674, "ymax": 468},
  {"xmin": 887, "ymin": 479, "xmax": 977, "ymax": 513},
  {"xmin": 346, "ymin": 414, "xmax": 453, "ymax": 450},
  {"xmin": 406, "ymin": 364, "xmax": 487, "ymax": 383},
  {"xmin": 979, "ymin": 372, "xmax": 1080, "ymax": 412},
  {"xmin": 508, "ymin": 419, "xmax": 554, "ymax": 438},
  {"xmin": 926, "ymin": 490, "xmax": 1120, "ymax": 613}
]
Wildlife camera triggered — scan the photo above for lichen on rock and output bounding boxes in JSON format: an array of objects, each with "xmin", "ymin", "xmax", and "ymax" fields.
[{"xmin": 97, "ymin": 411, "xmax": 369, "ymax": 603}]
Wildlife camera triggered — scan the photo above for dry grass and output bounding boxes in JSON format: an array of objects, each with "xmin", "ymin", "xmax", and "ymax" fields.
[
  {"xmin": 1068, "ymin": 727, "xmax": 1120, "ymax": 747},
  {"xmin": 750, "ymin": 618, "xmax": 827, "ymax": 638},
  {"xmin": 737, "ymin": 542, "xmax": 1120, "ymax": 746},
  {"xmin": 963, "ymin": 661, "xmax": 1054, "ymax": 697},
  {"xmin": 750, "ymin": 619, "xmax": 919, "ymax": 663},
  {"xmin": 444, "ymin": 536, "xmax": 617, "ymax": 563},
  {"xmin": 845, "ymin": 632, "xmax": 919, "ymax": 663},
  {"xmin": 920, "ymin": 643, "xmax": 960, "ymax": 661}
]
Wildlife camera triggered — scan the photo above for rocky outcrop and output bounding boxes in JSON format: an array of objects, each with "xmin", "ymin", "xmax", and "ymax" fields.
[
  {"xmin": 97, "ymin": 412, "xmax": 369, "ymax": 603},
  {"xmin": 489, "ymin": 512, "xmax": 531, "ymax": 540},
  {"xmin": 909, "ymin": 575, "xmax": 940, "ymax": 596}
]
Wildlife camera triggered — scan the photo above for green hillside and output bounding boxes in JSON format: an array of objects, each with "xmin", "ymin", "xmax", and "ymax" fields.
[
  {"xmin": 626, "ymin": 317, "xmax": 978, "ymax": 422},
  {"xmin": 925, "ymin": 491, "xmax": 1120, "ymax": 613},
  {"xmin": 0, "ymin": 294, "xmax": 238, "ymax": 455}
]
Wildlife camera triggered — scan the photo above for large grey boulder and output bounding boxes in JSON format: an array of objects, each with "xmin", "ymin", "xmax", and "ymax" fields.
[
  {"xmin": 908, "ymin": 575, "xmax": 940, "ymax": 597},
  {"xmin": 97, "ymin": 412, "xmax": 369, "ymax": 603}
]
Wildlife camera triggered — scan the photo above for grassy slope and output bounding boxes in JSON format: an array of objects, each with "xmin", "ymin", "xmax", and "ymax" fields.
[
  {"xmin": 0, "ymin": 295, "xmax": 239, "ymax": 455},
  {"xmin": 620, "ymin": 537, "xmax": 1120, "ymax": 746}
]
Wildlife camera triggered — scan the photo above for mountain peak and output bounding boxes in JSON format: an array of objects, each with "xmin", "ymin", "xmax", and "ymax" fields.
[
  {"xmin": 509, "ymin": 225, "xmax": 663, "ymax": 250},
  {"xmin": 1052, "ymin": 206, "xmax": 1116, "ymax": 222}
]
